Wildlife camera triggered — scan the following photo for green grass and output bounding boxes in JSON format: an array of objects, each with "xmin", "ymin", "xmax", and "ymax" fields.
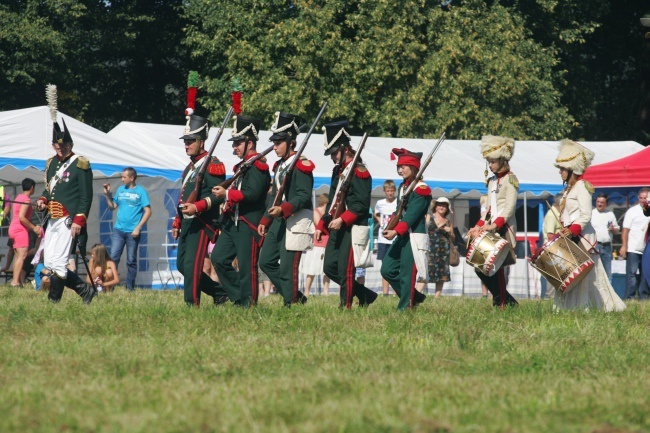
[{"xmin": 1, "ymin": 287, "xmax": 648, "ymax": 433}]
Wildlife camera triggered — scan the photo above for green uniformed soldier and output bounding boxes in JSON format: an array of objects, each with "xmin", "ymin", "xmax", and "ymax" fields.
[
  {"xmin": 316, "ymin": 120, "xmax": 377, "ymax": 309},
  {"xmin": 467, "ymin": 136, "xmax": 518, "ymax": 308},
  {"xmin": 258, "ymin": 112, "xmax": 314, "ymax": 306},
  {"xmin": 211, "ymin": 115, "xmax": 271, "ymax": 307},
  {"xmin": 172, "ymin": 114, "xmax": 228, "ymax": 306},
  {"xmin": 36, "ymin": 84, "xmax": 97, "ymax": 303},
  {"xmin": 380, "ymin": 148, "xmax": 431, "ymax": 311}
]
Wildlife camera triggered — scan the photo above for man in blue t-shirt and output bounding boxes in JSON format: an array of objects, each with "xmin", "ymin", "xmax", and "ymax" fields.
[{"xmin": 103, "ymin": 167, "xmax": 151, "ymax": 290}]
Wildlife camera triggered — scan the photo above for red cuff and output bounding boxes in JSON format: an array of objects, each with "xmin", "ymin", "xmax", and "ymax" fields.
[
  {"xmin": 172, "ymin": 216, "xmax": 181, "ymax": 229},
  {"xmin": 280, "ymin": 202, "xmax": 294, "ymax": 219},
  {"xmin": 394, "ymin": 221, "xmax": 409, "ymax": 236},
  {"xmin": 476, "ymin": 220, "xmax": 485, "ymax": 227},
  {"xmin": 316, "ymin": 219, "xmax": 327, "ymax": 232},
  {"xmin": 194, "ymin": 199, "xmax": 208, "ymax": 213},
  {"xmin": 260, "ymin": 216, "xmax": 272, "ymax": 227},
  {"xmin": 340, "ymin": 210, "xmax": 358, "ymax": 227},
  {"xmin": 228, "ymin": 189, "xmax": 244, "ymax": 203},
  {"xmin": 72, "ymin": 215, "xmax": 87, "ymax": 228},
  {"xmin": 493, "ymin": 217, "xmax": 505, "ymax": 229},
  {"xmin": 569, "ymin": 224, "xmax": 582, "ymax": 236}
]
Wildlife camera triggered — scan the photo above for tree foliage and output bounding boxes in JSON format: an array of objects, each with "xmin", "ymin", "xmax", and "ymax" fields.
[
  {"xmin": 1, "ymin": 0, "xmax": 648, "ymax": 143},
  {"xmin": 185, "ymin": 0, "xmax": 574, "ymax": 139},
  {"xmin": 0, "ymin": 0, "xmax": 188, "ymax": 131}
]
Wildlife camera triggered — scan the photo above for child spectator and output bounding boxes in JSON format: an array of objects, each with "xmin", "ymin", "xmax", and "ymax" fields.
[
  {"xmin": 374, "ymin": 180, "xmax": 397, "ymax": 295},
  {"xmin": 87, "ymin": 243, "xmax": 120, "ymax": 292}
]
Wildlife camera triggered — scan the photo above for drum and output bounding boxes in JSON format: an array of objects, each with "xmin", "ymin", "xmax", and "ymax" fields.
[
  {"xmin": 466, "ymin": 232, "xmax": 513, "ymax": 277},
  {"xmin": 530, "ymin": 234, "xmax": 594, "ymax": 293}
]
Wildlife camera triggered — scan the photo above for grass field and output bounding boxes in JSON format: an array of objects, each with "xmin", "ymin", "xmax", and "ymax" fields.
[{"xmin": 1, "ymin": 286, "xmax": 648, "ymax": 433}]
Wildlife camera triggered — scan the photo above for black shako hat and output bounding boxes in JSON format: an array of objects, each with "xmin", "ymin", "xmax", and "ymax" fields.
[
  {"xmin": 322, "ymin": 120, "xmax": 351, "ymax": 156},
  {"xmin": 229, "ymin": 115, "xmax": 261, "ymax": 142},
  {"xmin": 269, "ymin": 111, "xmax": 305, "ymax": 141},
  {"xmin": 180, "ymin": 114, "xmax": 209, "ymax": 140}
]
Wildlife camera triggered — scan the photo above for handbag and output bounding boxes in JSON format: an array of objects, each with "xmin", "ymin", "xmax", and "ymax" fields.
[
  {"xmin": 446, "ymin": 214, "xmax": 460, "ymax": 267},
  {"xmin": 449, "ymin": 242, "xmax": 460, "ymax": 267}
]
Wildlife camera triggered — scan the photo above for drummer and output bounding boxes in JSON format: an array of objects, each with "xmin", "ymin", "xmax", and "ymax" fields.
[
  {"xmin": 551, "ymin": 139, "xmax": 626, "ymax": 312},
  {"xmin": 467, "ymin": 136, "xmax": 519, "ymax": 308}
]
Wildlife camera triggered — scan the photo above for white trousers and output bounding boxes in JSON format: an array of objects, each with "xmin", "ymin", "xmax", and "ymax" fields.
[{"xmin": 43, "ymin": 218, "xmax": 73, "ymax": 278}]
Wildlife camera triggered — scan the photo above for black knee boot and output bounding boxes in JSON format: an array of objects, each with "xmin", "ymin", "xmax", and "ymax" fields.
[
  {"xmin": 66, "ymin": 270, "xmax": 97, "ymax": 305},
  {"xmin": 48, "ymin": 274, "xmax": 66, "ymax": 303}
]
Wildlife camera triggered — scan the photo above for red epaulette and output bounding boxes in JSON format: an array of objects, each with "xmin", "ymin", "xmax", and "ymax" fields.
[
  {"xmin": 208, "ymin": 159, "xmax": 226, "ymax": 176},
  {"xmin": 272, "ymin": 161, "xmax": 280, "ymax": 172},
  {"xmin": 296, "ymin": 158, "xmax": 315, "ymax": 173},
  {"xmin": 254, "ymin": 160, "xmax": 269, "ymax": 171},
  {"xmin": 414, "ymin": 184, "xmax": 432, "ymax": 196},
  {"xmin": 354, "ymin": 166, "xmax": 370, "ymax": 179}
]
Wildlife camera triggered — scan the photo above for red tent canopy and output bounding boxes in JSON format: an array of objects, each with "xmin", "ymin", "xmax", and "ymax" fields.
[{"xmin": 583, "ymin": 146, "xmax": 650, "ymax": 187}]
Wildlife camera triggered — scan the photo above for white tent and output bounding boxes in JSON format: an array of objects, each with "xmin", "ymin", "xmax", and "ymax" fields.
[
  {"xmin": 0, "ymin": 107, "xmax": 183, "ymax": 288},
  {"xmin": 109, "ymin": 121, "xmax": 643, "ymax": 199}
]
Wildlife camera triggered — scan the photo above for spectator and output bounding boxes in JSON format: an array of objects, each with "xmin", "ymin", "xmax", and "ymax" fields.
[
  {"xmin": 620, "ymin": 187, "xmax": 650, "ymax": 300},
  {"xmin": 87, "ymin": 243, "xmax": 120, "ymax": 292},
  {"xmin": 591, "ymin": 193, "xmax": 619, "ymax": 282},
  {"xmin": 8, "ymin": 178, "xmax": 41, "ymax": 287},
  {"xmin": 374, "ymin": 180, "xmax": 397, "ymax": 296},
  {"xmin": 426, "ymin": 197, "xmax": 455, "ymax": 298},
  {"xmin": 258, "ymin": 267, "xmax": 273, "ymax": 297},
  {"xmin": 303, "ymin": 193, "xmax": 330, "ymax": 296},
  {"xmin": 0, "ymin": 183, "xmax": 10, "ymax": 234},
  {"xmin": 103, "ymin": 167, "xmax": 151, "ymax": 290}
]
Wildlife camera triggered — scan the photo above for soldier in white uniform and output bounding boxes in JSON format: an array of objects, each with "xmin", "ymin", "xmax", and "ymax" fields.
[
  {"xmin": 467, "ymin": 136, "xmax": 518, "ymax": 308},
  {"xmin": 552, "ymin": 139, "xmax": 626, "ymax": 312}
]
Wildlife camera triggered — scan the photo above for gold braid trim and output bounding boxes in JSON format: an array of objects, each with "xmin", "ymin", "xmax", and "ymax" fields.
[
  {"xmin": 482, "ymin": 143, "xmax": 512, "ymax": 158},
  {"xmin": 555, "ymin": 152, "xmax": 587, "ymax": 169}
]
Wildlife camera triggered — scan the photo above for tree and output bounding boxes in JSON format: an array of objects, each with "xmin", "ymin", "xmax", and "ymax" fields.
[
  {"xmin": 0, "ymin": 0, "xmax": 189, "ymax": 131},
  {"xmin": 184, "ymin": 0, "xmax": 573, "ymax": 139}
]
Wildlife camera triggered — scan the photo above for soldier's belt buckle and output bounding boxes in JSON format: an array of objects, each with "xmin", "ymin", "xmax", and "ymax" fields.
[{"xmin": 65, "ymin": 217, "xmax": 72, "ymax": 229}]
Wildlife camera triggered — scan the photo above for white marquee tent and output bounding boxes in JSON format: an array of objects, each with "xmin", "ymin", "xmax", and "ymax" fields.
[{"xmin": 109, "ymin": 120, "xmax": 643, "ymax": 199}]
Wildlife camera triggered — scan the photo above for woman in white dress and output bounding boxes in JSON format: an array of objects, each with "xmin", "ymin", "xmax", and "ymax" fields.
[{"xmin": 553, "ymin": 139, "xmax": 626, "ymax": 312}]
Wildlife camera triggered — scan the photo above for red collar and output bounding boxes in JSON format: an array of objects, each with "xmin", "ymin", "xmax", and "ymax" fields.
[
  {"xmin": 496, "ymin": 171, "xmax": 508, "ymax": 179},
  {"xmin": 244, "ymin": 151, "xmax": 258, "ymax": 161},
  {"xmin": 191, "ymin": 151, "xmax": 208, "ymax": 163}
]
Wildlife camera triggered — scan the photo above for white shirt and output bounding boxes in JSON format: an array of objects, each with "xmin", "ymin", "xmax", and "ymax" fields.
[
  {"xmin": 375, "ymin": 198, "xmax": 397, "ymax": 244},
  {"xmin": 591, "ymin": 209, "xmax": 619, "ymax": 243},
  {"xmin": 622, "ymin": 204, "xmax": 650, "ymax": 254}
]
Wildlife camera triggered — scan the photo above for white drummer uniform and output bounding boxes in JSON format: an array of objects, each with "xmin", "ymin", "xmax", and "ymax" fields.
[
  {"xmin": 553, "ymin": 139, "xmax": 626, "ymax": 312},
  {"xmin": 482, "ymin": 171, "xmax": 518, "ymax": 262}
]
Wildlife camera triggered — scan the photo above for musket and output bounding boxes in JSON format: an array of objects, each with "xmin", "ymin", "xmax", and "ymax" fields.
[
  {"xmin": 185, "ymin": 106, "xmax": 234, "ymax": 205},
  {"xmin": 219, "ymin": 144, "xmax": 274, "ymax": 190},
  {"xmin": 270, "ymin": 102, "xmax": 328, "ymax": 208},
  {"xmin": 385, "ymin": 132, "xmax": 446, "ymax": 231},
  {"xmin": 329, "ymin": 132, "xmax": 369, "ymax": 220},
  {"xmin": 0, "ymin": 197, "xmax": 33, "ymax": 206}
]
